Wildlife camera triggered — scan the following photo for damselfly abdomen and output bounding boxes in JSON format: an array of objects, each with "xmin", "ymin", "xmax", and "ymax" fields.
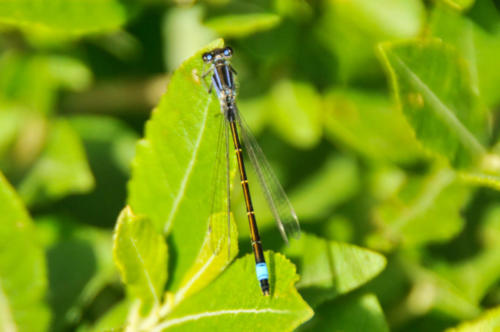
[{"xmin": 201, "ymin": 46, "xmax": 300, "ymax": 296}]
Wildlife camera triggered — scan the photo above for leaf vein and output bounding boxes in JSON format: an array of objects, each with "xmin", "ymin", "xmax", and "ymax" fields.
[
  {"xmin": 392, "ymin": 55, "xmax": 485, "ymax": 156},
  {"xmin": 129, "ymin": 237, "xmax": 159, "ymax": 305},
  {"xmin": 163, "ymin": 97, "xmax": 212, "ymax": 233},
  {"xmin": 153, "ymin": 308, "xmax": 293, "ymax": 331}
]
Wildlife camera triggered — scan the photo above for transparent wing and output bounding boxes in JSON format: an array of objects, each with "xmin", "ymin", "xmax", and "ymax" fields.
[
  {"xmin": 207, "ymin": 115, "xmax": 232, "ymax": 255},
  {"xmin": 234, "ymin": 107, "xmax": 300, "ymax": 244}
]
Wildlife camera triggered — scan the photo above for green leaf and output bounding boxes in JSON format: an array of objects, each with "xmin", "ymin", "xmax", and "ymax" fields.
[
  {"xmin": 113, "ymin": 206, "xmax": 168, "ymax": 309},
  {"xmin": 435, "ymin": 206, "xmax": 500, "ymax": 306},
  {"xmin": 443, "ymin": 250, "xmax": 500, "ymax": 306},
  {"xmin": 119, "ymin": 212, "xmax": 238, "ymax": 331},
  {"xmin": 290, "ymin": 155, "xmax": 359, "ymax": 221},
  {"xmin": 367, "ymin": 168, "xmax": 470, "ymax": 251},
  {"xmin": 430, "ymin": 4, "xmax": 500, "ymax": 107},
  {"xmin": 324, "ymin": 89, "xmax": 423, "ymax": 163},
  {"xmin": 0, "ymin": 53, "xmax": 92, "ymax": 115},
  {"xmin": 0, "ymin": 0, "xmax": 136, "ymax": 36},
  {"xmin": 163, "ymin": 6, "xmax": 216, "ymax": 71},
  {"xmin": 402, "ymin": 257, "xmax": 481, "ymax": 319},
  {"xmin": 18, "ymin": 119, "xmax": 94, "ymax": 206},
  {"xmin": 65, "ymin": 115, "xmax": 138, "ymax": 227},
  {"xmin": 479, "ymin": 204, "xmax": 500, "ymax": 249},
  {"xmin": 153, "ymin": 252, "xmax": 313, "ymax": 332},
  {"xmin": 204, "ymin": 13, "xmax": 281, "ymax": 38},
  {"xmin": 378, "ymin": 39, "xmax": 489, "ymax": 169},
  {"xmin": 302, "ymin": 293, "xmax": 389, "ymax": 332},
  {"xmin": 36, "ymin": 214, "xmax": 115, "ymax": 331},
  {"xmin": 171, "ymin": 212, "xmax": 238, "ymax": 305},
  {"xmin": 441, "ymin": 0, "xmax": 475, "ymax": 11},
  {"xmin": 445, "ymin": 306, "xmax": 500, "ymax": 331},
  {"xmin": 268, "ymin": 80, "xmax": 322, "ymax": 149},
  {"xmin": 316, "ymin": 0, "xmax": 425, "ymax": 82},
  {"xmin": 80, "ymin": 299, "xmax": 131, "ymax": 332},
  {"xmin": 285, "ymin": 233, "xmax": 386, "ymax": 307},
  {"xmin": 0, "ymin": 172, "xmax": 50, "ymax": 332},
  {"xmin": 128, "ymin": 39, "xmax": 228, "ymax": 291}
]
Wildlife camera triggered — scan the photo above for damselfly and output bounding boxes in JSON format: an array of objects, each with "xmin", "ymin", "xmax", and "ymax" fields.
[{"xmin": 201, "ymin": 46, "xmax": 300, "ymax": 296}]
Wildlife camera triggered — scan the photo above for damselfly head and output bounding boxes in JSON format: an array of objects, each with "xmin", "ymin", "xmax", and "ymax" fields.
[{"xmin": 202, "ymin": 47, "xmax": 233, "ymax": 63}]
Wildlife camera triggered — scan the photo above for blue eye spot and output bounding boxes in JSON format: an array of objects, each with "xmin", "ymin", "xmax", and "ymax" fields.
[
  {"xmin": 207, "ymin": 54, "xmax": 213, "ymax": 60},
  {"xmin": 224, "ymin": 50, "xmax": 229, "ymax": 56}
]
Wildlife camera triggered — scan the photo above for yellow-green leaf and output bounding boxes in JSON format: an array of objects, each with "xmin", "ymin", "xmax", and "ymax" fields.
[
  {"xmin": 285, "ymin": 233, "xmax": 386, "ymax": 307},
  {"xmin": 153, "ymin": 253, "xmax": 313, "ymax": 332},
  {"xmin": 0, "ymin": 0, "xmax": 136, "ymax": 36},
  {"xmin": 0, "ymin": 173, "xmax": 49, "ymax": 332},
  {"xmin": 204, "ymin": 13, "xmax": 281, "ymax": 38},
  {"xmin": 113, "ymin": 206, "xmax": 168, "ymax": 308},
  {"xmin": 379, "ymin": 39, "xmax": 490, "ymax": 168}
]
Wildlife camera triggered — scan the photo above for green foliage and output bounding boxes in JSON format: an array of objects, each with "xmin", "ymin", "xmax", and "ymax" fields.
[
  {"xmin": 0, "ymin": 0, "xmax": 135, "ymax": 36},
  {"xmin": 379, "ymin": 39, "xmax": 489, "ymax": 169},
  {"xmin": 285, "ymin": 233, "xmax": 386, "ymax": 307},
  {"xmin": 113, "ymin": 206, "xmax": 167, "ymax": 309},
  {"xmin": 204, "ymin": 13, "xmax": 281, "ymax": 38},
  {"xmin": 18, "ymin": 119, "xmax": 94, "ymax": 206},
  {"xmin": 155, "ymin": 253, "xmax": 312, "ymax": 332},
  {"xmin": 302, "ymin": 293, "xmax": 389, "ymax": 332},
  {"xmin": 446, "ymin": 306, "xmax": 500, "ymax": 331},
  {"xmin": 1, "ymin": 0, "xmax": 500, "ymax": 331},
  {"xmin": 0, "ymin": 173, "xmax": 49, "ymax": 331},
  {"xmin": 368, "ymin": 168, "xmax": 470, "ymax": 250}
]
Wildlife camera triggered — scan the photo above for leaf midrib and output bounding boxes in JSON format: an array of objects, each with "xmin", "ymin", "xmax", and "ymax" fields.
[
  {"xmin": 130, "ymin": 237, "xmax": 159, "ymax": 305},
  {"xmin": 163, "ymin": 96, "xmax": 212, "ymax": 233},
  {"xmin": 392, "ymin": 54, "xmax": 485, "ymax": 156}
]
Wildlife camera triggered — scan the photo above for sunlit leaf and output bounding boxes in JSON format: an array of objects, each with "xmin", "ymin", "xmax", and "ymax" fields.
[
  {"xmin": 18, "ymin": 119, "xmax": 94, "ymax": 206},
  {"xmin": 269, "ymin": 80, "xmax": 322, "ymax": 149},
  {"xmin": 324, "ymin": 89, "xmax": 423, "ymax": 163},
  {"xmin": 113, "ymin": 206, "xmax": 167, "ymax": 309},
  {"xmin": 285, "ymin": 233, "xmax": 386, "ymax": 307},
  {"xmin": 316, "ymin": 0, "xmax": 425, "ymax": 82},
  {"xmin": 379, "ymin": 39, "xmax": 490, "ymax": 169},
  {"xmin": 163, "ymin": 6, "xmax": 216, "ymax": 71},
  {"xmin": 402, "ymin": 258, "xmax": 481, "ymax": 320},
  {"xmin": 290, "ymin": 155, "xmax": 359, "ymax": 221},
  {"xmin": 367, "ymin": 168, "xmax": 470, "ymax": 251},
  {"xmin": 204, "ymin": 13, "xmax": 281, "ymax": 38},
  {"xmin": 430, "ymin": 3, "xmax": 500, "ymax": 106},
  {"xmin": 0, "ymin": 173, "xmax": 49, "ymax": 332},
  {"xmin": 153, "ymin": 253, "xmax": 313, "ymax": 332},
  {"xmin": 440, "ymin": 0, "xmax": 475, "ymax": 11},
  {"xmin": 0, "ymin": 0, "xmax": 136, "ymax": 36},
  {"xmin": 445, "ymin": 306, "xmax": 500, "ymax": 331},
  {"xmin": 302, "ymin": 293, "xmax": 389, "ymax": 332},
  {"xmin": 171, "ymin": 213, "xmax": 238, "ymax": 305},
  {"xmin": 128, "ymin": 39, "xmax": 230, "ymax": 292},
  {"xmin": 0, "ymin": 53, "xmax": 92, "ymax": 115}
]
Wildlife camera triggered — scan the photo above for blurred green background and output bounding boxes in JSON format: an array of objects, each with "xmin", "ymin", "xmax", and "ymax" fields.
[{"xmin": 2, "ymin": 0, "xmax": 500, "ymax": 331}]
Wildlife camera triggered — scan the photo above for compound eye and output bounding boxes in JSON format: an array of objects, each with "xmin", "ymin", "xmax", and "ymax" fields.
[
  {"xmin": 223, "ymin": 47, "xmax": 233, "ymax": 57},
  {"xmin": 202, "ymin": 52, "xmax": 213, "ymax": 62}
]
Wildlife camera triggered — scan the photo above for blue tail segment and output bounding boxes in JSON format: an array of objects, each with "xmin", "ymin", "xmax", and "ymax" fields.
[
  {"xmin": 256, "ymin": 262, "xmax": 269, "ymax": 281},
  {"xmin": 255, "ymin": 262, "xmax": 270, "ymax": 296}
]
